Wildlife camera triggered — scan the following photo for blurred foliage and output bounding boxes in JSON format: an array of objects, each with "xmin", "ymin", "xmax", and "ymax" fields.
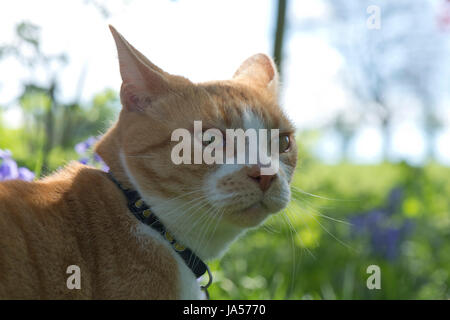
[
  {"xmin": 0, "ymin": 21, "xmax": 119, "ymax": 176},
  {"xmin": 0, "ymin": 88, "xmax": 118, "ymax": 175}
]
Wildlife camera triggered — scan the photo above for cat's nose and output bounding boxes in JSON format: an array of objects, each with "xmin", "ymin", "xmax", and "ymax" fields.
[{"xmin": 247, "ymin": 166, "xmax": 276, "ymax": 192}]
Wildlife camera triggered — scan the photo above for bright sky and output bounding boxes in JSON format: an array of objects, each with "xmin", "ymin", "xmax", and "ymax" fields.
[{"xmin": 0, "ymin": 0, "xmax": 449, "ymax": 164}]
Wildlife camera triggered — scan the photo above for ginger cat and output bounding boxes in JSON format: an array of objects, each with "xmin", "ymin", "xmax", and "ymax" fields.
[{"xmin": 0, "ymin": 25, "xmax": 297, "ymax": 299}]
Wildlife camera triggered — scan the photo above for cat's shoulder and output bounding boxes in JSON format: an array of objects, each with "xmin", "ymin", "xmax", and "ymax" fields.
[{"xmin": 0, "ymin": 162, "xmax": 109, "ymax": 203}]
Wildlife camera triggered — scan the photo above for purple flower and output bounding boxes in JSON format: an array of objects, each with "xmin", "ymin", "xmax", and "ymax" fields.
[
  {"xmin": 0, "ymin": 149, "xmax": 35, "ymax": 182},
  {"xmin": 387, "ymin": 187, "xmax": 403, "ymax": 215},
  {"xmin": 350, "ymin": 209, "xmax": 384, "ymax": 234},
  {"xmin": 93, "ymin": 154, "xmax": 102, "ymax": 163},
  {"xmin": 0, "ymin": 149, "xmax": 12, "ymax": 159},
  {"xmin": 18, "ymin": 167, "xmax": 35, "ymax": 182},
  {"xmin": 79, "ymin": 157, "xmax": 89, "ymax": 165},
  {"xmin": 371, "ymin": 227, "xmax": 402, "ymax": 261},
  {"xmin": 350, "ymin": 187, "xmax": 413, "ymax": 261},
  {"xmin": 101, "ymin": 163, "xmax": 110, "ymax": 173},
  {"xmin": 75, "ymin": 137, "xmax": 109, "ymax": 172},
  {"xmin": 75, "ymin": 137, "xmax": 98, "ymax": 155},
  {"xmin": 0, "ymin": 157, "xmax": 19, "ymax": 180}
]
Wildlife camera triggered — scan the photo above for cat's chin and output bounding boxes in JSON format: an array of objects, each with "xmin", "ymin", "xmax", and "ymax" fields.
[
  {"xmin": 242, "ymin": 201, "xmax": 269, "ymax": 215},
  {"xmin": 223, "ymin": 201, "xmax": 279, "ymax": 228}
]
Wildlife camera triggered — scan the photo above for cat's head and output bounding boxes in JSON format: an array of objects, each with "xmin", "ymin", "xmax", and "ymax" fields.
[{"xmin": 96, "ymin": 26, "xmax": 297, "ymax": 254}]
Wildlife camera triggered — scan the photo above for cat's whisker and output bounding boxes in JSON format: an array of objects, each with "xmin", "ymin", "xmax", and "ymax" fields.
[
  {"xmin": 154, "ymin": 193, "xmax": 208, "ymax": 220},
  {"xmin": 134, "ymin": 189, "xmax": 206, "ymax": 225},
  {"xmin": 156, "ymin": 189, "xmax": 237, "ymax": 224},
  {"xmin": 187, "ymin": 211, "xmax": 215, "ymax": 265},
  {"xmin": 193, "ymin": 207, "xmax": 223, "ymax": 266},
  {"xmin": 261, "ymin": 222, "xmax": 280, "ymax": 234},
  {"xmin": 156, "ymin": 196, "xmax": 206, "ymax": 220},
  {"xmin": 303, "ymin": 209, "xmax": 356, "ymax": 252},
  {"xmin": 125, "ymin": 155, "xmax": 157, "ymax": 159},
  {"xmin": 289, "ymin": 196, "xmax": 353, "ymax": 226},
  {"xmin": 283, "ymin": 207, "xmax": 316, "ymax": 261},
  {"xmin": 149, "ymin": 188, "xmax": 204, "ymax": 209},
  {"xmin": 188, "ymin": 206, "xmax": 220, "ymax": 266},
  {"xmin": 315, "ymin": 213, "xmax": 353, "ymax": 226},
  {"xmin": 196, "ymin": 205, "xmax": 223, "ymax": 243},
  {"xmin": 153, "ymin": 189, "xmax": 204, "ymax": 205},
  {"xmin": 166, "ymin": 195, "xmax": 216, "ymax": 237},
  {"xmin": 281, "ymin": 210, "xmax": 299, "ymax": 298},
  {"xmin": 173, "ymin": 198, "xmax": 212, "ymax": 228},
  {"xmin": 286, "ymin": 203, "xmax": 322, "ymax": 252},
  {"xmin": 201, "ymin": 206, "xmax": 225, "ymax": 253},
  {"xmin": 161, "ymin": 196, "xmax": 211, "ymax": 229},
  {"xmin": 194, "ymin": 207, "xmax": 218, "ymax": 250},
  {"xmin": 291, "ymin": 193, "xmax": 348, "ymax": 212},
  {"xmin": 291, "ymin": 185, "xmax": 357, "ymax": 202},
  {"xmin": 209, "ymin": 207, "xmax": 225, "ymax": 241}
]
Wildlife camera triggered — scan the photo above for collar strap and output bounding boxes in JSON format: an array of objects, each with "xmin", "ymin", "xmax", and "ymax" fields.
[{"xmin": 107, "ymin": 173, "xmax": 210, "ymax": 282}]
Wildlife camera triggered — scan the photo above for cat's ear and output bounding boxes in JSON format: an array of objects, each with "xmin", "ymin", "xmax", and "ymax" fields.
[
  {"xmin": 233, "ymin": 53, "xmax": 279, "ymax": 98},
  {"xmin": 109, "ymin": 25, "xmax": 170, "ymax": 112}
]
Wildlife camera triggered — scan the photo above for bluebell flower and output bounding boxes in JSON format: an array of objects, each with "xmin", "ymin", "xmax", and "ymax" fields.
[
  {"xmin": 0, "ymin": 157, "xmax": 19, "ymax": 180},
  {"xmin": 350, "ymin": 209, "xmax": 384, "ymax": 234},
  {"xmin": 0, "ymin": 149, "xmax": 12, "ymax": 159},
  {"xmin": 75, "ymin": 136, "xmax": 98, "ymax": 155},
  {"xmin": 18, "ymin": 167, "xmax": 35, "ymax": 182},
  {"xmin": 350, "ymin": 188, "xmax": 413, "ymax": 261},
  {"xmin": 100, "ymin": 163, "xmax": 110, "ymax": 172},
  {"xmin": 75, "ymin": 137, "xmax": 109, "ymax": 172},
  {"xmin": 0, "ymin": 149, "xmax": 35, "ymax": 182},
  {"xmin": 371, "ymin": 227, "xmax": 402, "ymax": 260},
  {"xmin": 387, "ymin": 187, "xmax": 403, "ymax": 215},
  {"xmin": 93, "ymin": 154, "xmax": 102, "ymax": 163},
  {"xmin": 79, "ymin": 157, "xmax": 89, "ymax": 165}
]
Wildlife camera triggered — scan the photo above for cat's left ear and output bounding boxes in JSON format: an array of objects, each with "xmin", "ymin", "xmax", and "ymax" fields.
[
  {"xmin": 233, "ymin": 53, "xmax": 279, "ymax": 98},
  {"xmin": 109, "ymin": 25, "xmax": 171, "ymax": 112}
]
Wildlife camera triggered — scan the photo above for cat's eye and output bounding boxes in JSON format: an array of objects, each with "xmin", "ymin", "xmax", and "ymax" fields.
[{"xmin": 279, "ymin": 134, "xmax": 291, "ymax": 153}]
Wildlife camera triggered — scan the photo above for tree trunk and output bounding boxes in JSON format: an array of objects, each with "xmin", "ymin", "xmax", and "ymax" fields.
[
  {"xmin": 380, "ymin": 119, "xmax": 391, "ymax": 162},
  {"xmin": 273, "ymin": 0, "xmax": 287, "ymax": 74},
  {"xmin": 41, "ymin": 82, "xmax": 56, "ymax": 174}
]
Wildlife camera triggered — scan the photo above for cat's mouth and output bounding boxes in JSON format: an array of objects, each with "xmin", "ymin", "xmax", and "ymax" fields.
[{"xmin": 207, "ymin": 187, "xmax": 290, "ymax": 227}]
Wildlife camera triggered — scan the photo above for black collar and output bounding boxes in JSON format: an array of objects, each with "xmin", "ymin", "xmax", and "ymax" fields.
[{"xmin": 107, "ymin": 173, "xmax": 212, "ymax": 289}]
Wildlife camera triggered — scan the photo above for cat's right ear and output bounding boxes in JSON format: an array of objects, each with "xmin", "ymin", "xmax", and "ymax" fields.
[
  {"xmin": 109, "ymin": 25, "xmax": 169, "ymax": 112},
  {"xmin": 233, "ymin": 53, "xmax": 279, "ymax": 98}
]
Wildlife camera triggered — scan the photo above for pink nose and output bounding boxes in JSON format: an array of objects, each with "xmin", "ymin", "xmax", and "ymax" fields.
[{"xmin": 247, "ymin": 166, "xmax": 276, "ymax": 192}]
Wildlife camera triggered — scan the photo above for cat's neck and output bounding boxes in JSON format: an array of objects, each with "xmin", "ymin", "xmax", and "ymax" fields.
[
  {"xmin": 146, "ymin": 196, "xmax": 245, "ymax": 260},
  {"xmin": 102, "ymin": 157, "xmax": 244, "ymax": 261},
  {"xmin": 95, "ymin": 124, "xmax": 135, "ymax": 190},
  {"xmin": 136, "ymin": 191, "xmax": 245, "ymax": 261}
]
